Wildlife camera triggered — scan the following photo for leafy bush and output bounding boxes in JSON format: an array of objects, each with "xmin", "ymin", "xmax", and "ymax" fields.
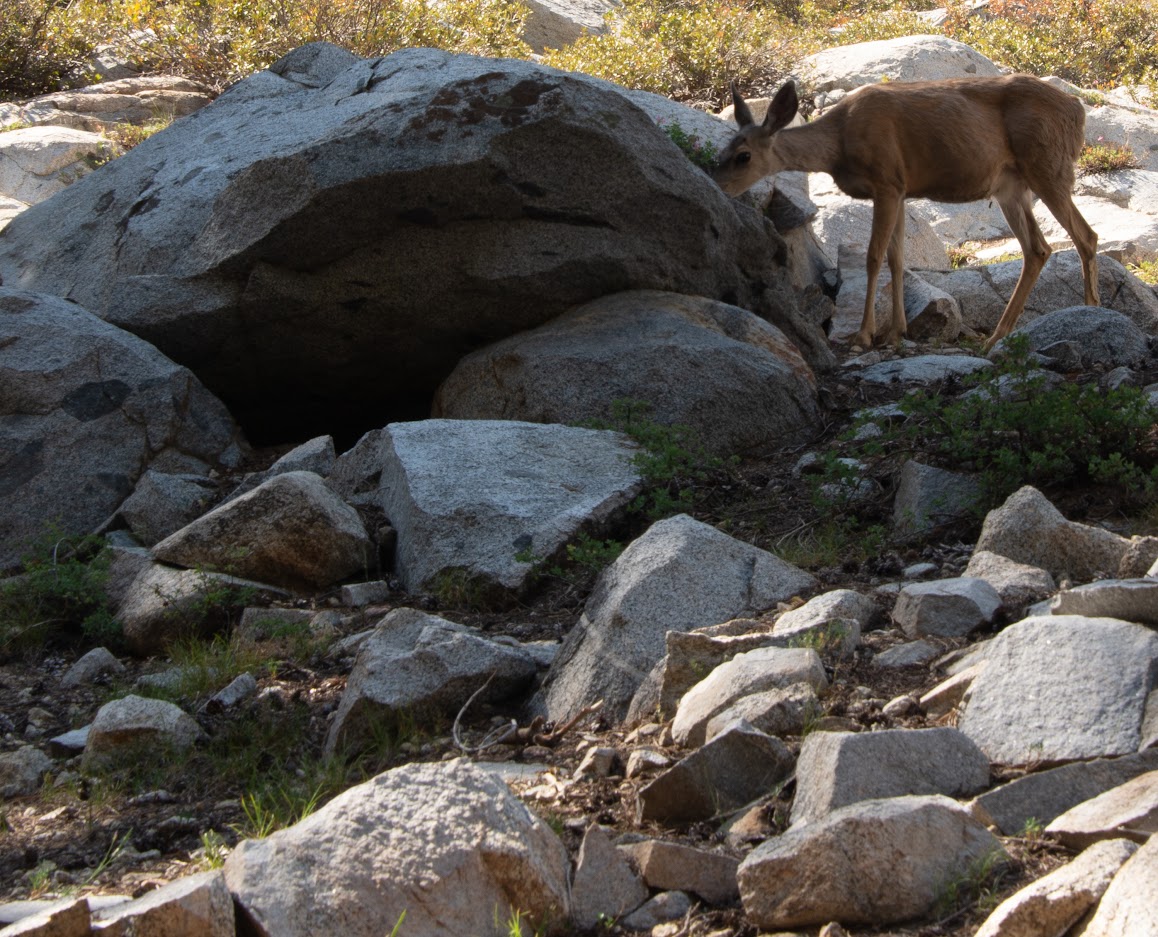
[
  {"xmin": 659, "ymin": 118, "xmax": 717, "ymax": 171},
  {"xmin": 0, "ymin": 532, "xmax": 116, "ymax": 657},
  {"xmin": 0, "ymin": 0, "xmax": 92, "ymax": 99},
  {"xmin": 943, "ymin": 0, "xmax": 1158, "ymax": 88},
  {"xmin": 1078, "ymin": 138, "xmax": 1141, "ymax": 175},
  {"xmin": 61, "ymin": 0, "xmax": 530, "ymax": 91},
  {"xmin": 894, "ymin": 337, "xmax": 1158, "ymax": 506},
  {"xmin": 542, "ymin": 0, "xmax": 799, "ymax": 105}
]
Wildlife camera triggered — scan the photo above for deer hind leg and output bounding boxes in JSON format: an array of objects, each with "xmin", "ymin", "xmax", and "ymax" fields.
[
  {"xmin": 857, "ymin": 191, "xmax": 903, "ymax": 349},
  {"xmin": 1037, "ymin": 188, "xmax": 1100, "ymax": 307},
  {"xmin": 985, "ymin": 184, "xmax": 1051, "ymax": 351}
]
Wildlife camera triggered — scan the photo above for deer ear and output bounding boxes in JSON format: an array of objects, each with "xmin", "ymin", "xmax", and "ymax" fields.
[
  {"xmin": 731, "ymin": 81, "xmax": 756, "ymax": 128},
  {"xmin": 763, "ymin": 81, "xmax": 799, "ymax": 134}
]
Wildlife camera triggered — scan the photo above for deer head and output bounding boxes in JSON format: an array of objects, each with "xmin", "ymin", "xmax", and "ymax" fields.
[{"xmin": 713, "ymin": 82, "xmax": 800, "ymax": 196}]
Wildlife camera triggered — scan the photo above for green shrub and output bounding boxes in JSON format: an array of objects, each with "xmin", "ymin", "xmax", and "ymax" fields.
[
  {"xmin": 0, "ymin": 531, "xmax": 116, "ymax": 657},
  {"xmin": 660, "ymin": 118, "xmax": 717, "ymax": 171},
  {"xmin": 542, "ymin": 0, "xmax": 798, "ymax": 104},
  {"xmin": 0, "ymin": 0, "xmax": 93, "ymax": 100},
  {"xmin": 63, "ymin": 0, "xmax": 530, "ymax": 91},
  {"xmin": 943, "ymin": 0, "xmax": 1158, "ymax": 88},
  {"xmin": 1078, "ymin": 138, "xmax": 1141, "ymax": 175}
]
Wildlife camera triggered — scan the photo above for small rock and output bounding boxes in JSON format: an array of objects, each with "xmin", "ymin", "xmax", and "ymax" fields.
[
  {"xmin": 59, "ymin": 647, "xmax": 125, "ymax": 688},
  {"xmin": 619, "ymin": 840, "xmax": 740, "ymax": 905},
  {"xmin": 892, "ymin": 577, "xmax": 1001, "ymax": 638}
]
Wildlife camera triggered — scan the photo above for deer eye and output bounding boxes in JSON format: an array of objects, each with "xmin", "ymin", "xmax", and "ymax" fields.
[{"xmin": 736, "ymin": 151, "xmax": 751, "ymax": 166}]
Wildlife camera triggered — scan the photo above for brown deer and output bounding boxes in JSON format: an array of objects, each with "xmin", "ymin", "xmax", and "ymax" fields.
[{"xmin": 714, "ymin": 76, "xmax": 1099, "ymax": 351}]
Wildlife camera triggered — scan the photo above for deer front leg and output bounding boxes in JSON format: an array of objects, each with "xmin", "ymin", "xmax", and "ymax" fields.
[
  {"xmin": 986, "ymin": 186, "xmax": 1051, "ymax": 351},
  {"xmin": 884, "ymin": 203, "xmax": 907, "ymax": 345},
  {"xmin": 856, "ymin": 192, "xmax": 903, "ymax": 349}
]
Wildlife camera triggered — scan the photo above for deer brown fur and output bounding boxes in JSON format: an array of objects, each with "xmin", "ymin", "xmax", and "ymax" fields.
[{"xmin": 714, "ymin": 76, "xmax": 1099, "ymax": 350}]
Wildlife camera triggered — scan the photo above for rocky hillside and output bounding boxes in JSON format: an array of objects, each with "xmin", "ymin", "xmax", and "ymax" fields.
[{"xmin": 2, "ymin": 29, "xmax": 1158, "ymax": 937}]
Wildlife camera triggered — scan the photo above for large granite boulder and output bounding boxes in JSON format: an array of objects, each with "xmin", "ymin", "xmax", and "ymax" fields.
[
  {"xmin": 433, "ymin": 290, "xmax": 822, "ymax": 456},
  {"xmin": 0, "ymin": 289, "xmax": 242, "ymax": 569},
  {"xmin": 0, "ymin": 45, "xmax": 823, "ymax": 443}
]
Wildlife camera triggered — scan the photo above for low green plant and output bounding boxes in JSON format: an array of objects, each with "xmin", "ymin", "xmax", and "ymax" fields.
[
  {"xmin": 1128, "ymin": 259, "xmax": 1158, "ymax": 285},
  {"xmin": 102, "ymin": 113, "xmax": 175, "ymax": 151},
  {"xmin": 197, "ymin": 829, "xmax": 229, "ymax": 869},
  {"xmin": 389, "ymin": 911, "xmax": 408, "ymax": 937},
  {"xmin": 933, "ymin": 847, "xmax": 1014, "ymax": 920},
  {"xmin": 1018, "ymin": 816, "xmax": 1045, "ymax": 841},
  {"xmin": 1078, "ymin": 138, "xmax": 1140, "ymax": 175},
  {"xmin": 659, "ymin": 118, "xmax": 717, "ymax": 171},
  {"xmin": 0, "ymin": 531, "xmax": 116, "ymax": 658}
]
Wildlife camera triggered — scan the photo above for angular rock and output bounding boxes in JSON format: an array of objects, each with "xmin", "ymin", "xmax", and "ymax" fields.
[
  {"xmin": 0, "ymin": 127, "xmax": 119, "ymax": 205},
  {"xmin": 874, "ymin": 639, "xmax": 939, "ymax": 668},
  {"xmin": 224, "ymin": 760, "xmax": 570, "ymax": 937},
  {"xmin": 83, "ymin": 695, "xmax": 202, "ymax": 767},
  {"xmin": 790, "ymin": 728, "xmax": 991, "ymax": 826},
  {"xmin": 973, "ymin": 839, "xmax": 1137, "ymax": 937},
  {"xmin": 892, "ymin": 460, "xmax": 983, "ymax": 541},
  {"xmin": 963, "ymin": 551, "xmax": 1056, "ymax": 611},
  {"xmin": 0, "ymin": 746, "xmax": 52, "ymax": 798},
  {"xmin": 0, "ymin": 76, "xmax": 213, "ymax": 133},
  {"xmin": 703, "ymin": 682, "xmax": 820, "ymax": 743},
  {"xmin": 330, "ymin": 419, "xmax": 641, "ymax": 597},
  {"xmin": 324, "ymin": 608, "xmax": 538, "ymax": 756},
  {"xmin": 772, "ymin": 588, "xmax": 875, "ymax": 652},
  {"xmin": 1045, "ymin": 770, "xmax": 1158, "ymax": 848},
  {"xmin": 205, "ymin": 673, "xmax": 258, "ymax": 713},
  {"xmin": 892, "ymin": 577, "xmax": 1002, "ymax": 638},
  {"xmin": 117, "ymin": 471, "xmax": 219, "ymax": 547},
  {"xmin": 0, "ymin": 897, "xmax": 89, "ymax": 936},
  {"xmin": 152, "ymin": 471, "xmax": 371, "ymax": 591},
  {"xmin": 91, "ymin": 869, "xmax": 234, "ymax": 936},
  {"xmin": 433, "ymin": 290, "xmax": 821, "ymax": 456},
  {"xmin": 625, "ymin": 628, "xmax": 783, "ymax": 725},
  {"xmin": 1052, "ymin": 579, "xmax": 1158, "ymax": 626},
  {"xmin": 921, "ymin": 663, "xmax": 984, "ymax": 718},
  {"xmin": 975, "ymin": 486, "xmax": 1137, "ymax": 582},
  {"xmin": 225, "ymin": 435, "xmax": 336, "ymax": 504},
  {"xmin": 0, "ymin": 289, "xmax": 242, "ymax": 569},
  {"xmin": 535, "ymin": 514, "xmax": 817, "ymax": 724},
  {"xmin": 522, "ymin": 0, "xmax": 617, "ymax": 52},
  {"xmin": 972, "ymin": 750, "xmax": 1158, "ymax": 835},
  {"xmin": 620, "ymin": 892, "xmax": 692, "ymax": 931},
  {"xmin": 738, "ymin": 795, "xmax": 1007, "ymax": 929},
  {"xmin": 60, "ymin": 646, "xmax": 125, "ymax": 688},
  {"xmin": 637, "ymin": 721, "xmax": 794, "ymax": 824},
  {"xmin": 571, "ymin": 825, "xmax": 648, "ymax": 929},
  {"xmin": 0, "ymin": 47, "xmax": 825, "ymax": 444},
  {"xmin": 671, "ymin": 647, "xmax": 827, "ymax": 747},
  {"xmin": 1078, "ymin": 835, "xmax": 1158, "ymax": 936},
  {"xmin": 116, "ymin": 561, "xmax": 289, "ymax": 655},
  {"xmin": 618, "ymin": 840, "xmax": 740, "ymax": 905},
  {"xmin": 958, "ymin": 616, "xmax": 1158, "ymax": 765},
  {"xmin": 48, "ymin": 727, "xmax": 90, "ymax": 757}
]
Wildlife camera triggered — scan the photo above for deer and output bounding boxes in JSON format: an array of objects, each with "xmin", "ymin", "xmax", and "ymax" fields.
[{"xmin": 713, "ymin": 76, "xmax": 1099, "ymax": 351}]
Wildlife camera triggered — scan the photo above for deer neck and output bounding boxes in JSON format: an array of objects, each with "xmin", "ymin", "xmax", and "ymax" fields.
[{"xmin": 771, "ymin": 122, "xmax": 842, "ymax": 175}]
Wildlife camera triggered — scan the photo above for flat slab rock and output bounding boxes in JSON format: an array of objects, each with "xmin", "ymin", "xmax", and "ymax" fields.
[
  {"xmin": 1079, "ymin": 834, "xmax": 1158, "ymax": 936},
  {"xmin": 1045, "ymin": 769, "xmax": 1158, "ymax": 849},
  {"xmin": 957, "ymin": 615, "xmax": 1158, "ymax": 766},
  {"xmin": 1051, "ymin": 578, "xmax": 1158, "ymax": 626}
]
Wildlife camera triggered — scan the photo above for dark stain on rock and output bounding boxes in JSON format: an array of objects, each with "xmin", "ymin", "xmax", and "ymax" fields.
[
  {"xmin": 116, "ymin": 193, "xmax": 161, "ymax": 234},
  {"xmin": 397, "ymin": 207, "xmax": 440, "ymax": 226},
  {"xmin": 522, "ymin": 205, "xmax": 614, "ymax": 229},
  {"xmin": 408, "ymin": 77, "xmax": 559, "ymax": 132},
  {"xmin": 94, "ymin": 191, "xmax": 115, "ymax": 213},
  {"xmin": 0, "ymin": 296, "xmax": 36, "ymax": 314},
  {"xmin": 61, "ymin": 380, "xmax": 132, "ymax": 421},
  {"xmin": 0, "ymin": 440, "xmax": 43, "ymax": 498}
]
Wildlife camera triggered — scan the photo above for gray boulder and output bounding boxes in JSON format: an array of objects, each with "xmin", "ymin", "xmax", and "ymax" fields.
[
  {"xmin": 790, "ymin": 728, "xmax": 991, "ymax": 826},
  {"xmin": 771, "ymin": 588, "xmax": 875, "ymax": 652},
  {"xmin": 857, "ymin": 354, "xmax": 992, "ymax": 385},
  {"xmin": 617, "ymin": 840, "xmax": 740, "ymax": 906},
  {"xmin": 0, "ymin": 46, "xmax": 825, "ymax": 442},
  {"xmin": 0, "ymin": 289, "xmax": 241, "ymax": 569},
  {"xmin": 330, "ymin": 419, "xmax": 641, "ymax": 597},
  {"xmin": 152, "ymin": 471, "xmax": 370, "ymax": 591},
  {"xmin": 83, "ymin": 694, "xmax": 202, "ymax": 767},
  {"xmin": 738, "ymin": 795, "xmax": 1007, "ymax": 929},
  {"xmin": 224, "ymin": 760, "xmax": 570, "ymax": 937},
  {"xmin": 975, "ymin": 486, "xmax": 1141, "ymax": 582},
  {"xmin": 1079, "ymin": 835, "xmax": 1158, "ymax": 936},
  {"xmin": 958, "ymin": 615, "xmax": 1158, "ymax": 765},
  {"xmin": 703, "ymin": 682, "xmax": 820, "ymax": 743},
  {"xmin": 433, "ymin": 291, "xmax": 822, "ymax": 456},
  {"xmin": 892, "ymin": 460, "xmax": 983, "ymax": 541},
  {"xmin": 534, "ymin": 514, "xmax": 817, "ymax": 724},
  {"xmin": 963, "ymin": 550, "xmax": 1056, "ymax": 611},
  {"xmin": 0, "ymin": 76, "xmax": 214, "ymax": 133},
  {"xmin": 570, "ymin": 825, "xmax": 647, "ymax": 930},
  {"xmin": 117, "ymin": 470, "xmax": 218, "ymax": 546},
  {"xmin": 636, "ymin": 720, "xmax": 795, "ymax": 824},
  {"xmin": 891, "ymin": 577, "xmax": 1002, "ymax": 638},
  {"xmin": 60, "ymin": 647, "xmax": 125, "ymax": 688},
  {"xmin": 90, "ymin": 870, "xmax": 234, "ymax": 937},
  {"xmin": 1045, "ymin": 769, "xmax": 1158, "ymax": 849},
  {"xmin": 522, "ymin": 0, "xmax": 617, "ymax": 52},
  {"xmin": 0, "ymin": 746, "xmax": 52, "ymax": 798},
  {"xmin": 323, "ymin": 608, "xmax": 539, "ymax": 756},
  {"xmin": 997, "ymin": 306, "xmax": 1150, "ymax": 370},
  {"xmin": 225, "ymin": 435, "xmax": 335, "ymax": 502}
]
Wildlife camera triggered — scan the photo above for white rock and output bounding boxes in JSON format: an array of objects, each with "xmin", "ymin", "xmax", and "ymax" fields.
[
  {"xmin": 90, "ymin": 869, "xmax": 234, "ymax": 936},
  {"xmin": 964, "ymin": 550, "xmax": 1056, "ymax": 610},
  {"xmin": 224, "ymin": 760, "xmax": 570, "ymax": 937},
  {"xmin": 1085, "ymin": 103, "xmax": 1158, "ymax": 172},
  {"xmin": 521, "ymin": 0, "xmax": 618, "ymax": 52},
  {"xmin": 892, "ymin": 577, "xmax": 1001, "ymax": 638},
  {"xmin": 0, "ymin": 126, "xmax": 119, "ymax": 204},
  {"xmin": 1079, "ymin": 835, "xmax": 1158, "ymax": 936},
  {"xmin": 1046, "ymin": 769, "xmax": 1158, "ymax": 848},
  {"xmin": 83, "ymin": 695, "xmax": 202, "ymax": 767},
  {"xmin": 798, "ymin": 36, "xmax": 1002, "ymax": 94},
  {"xmin": 1052, "ymin": 579, "xmax": 1158, "ymax": 626}
]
